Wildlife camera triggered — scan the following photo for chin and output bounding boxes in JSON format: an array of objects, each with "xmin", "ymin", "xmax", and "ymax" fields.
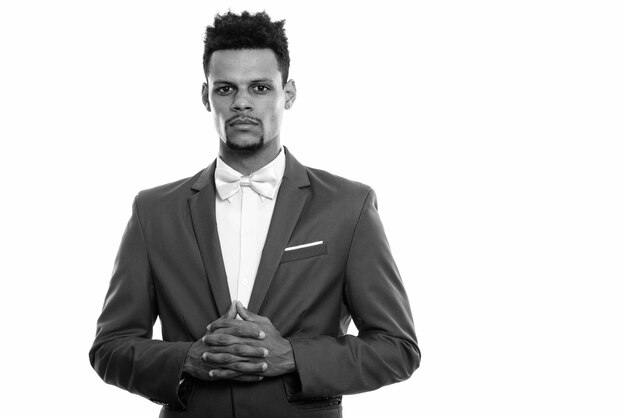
[{"xmin": 225, "ymin": 136, "xmax": 265, "ymax": 152}]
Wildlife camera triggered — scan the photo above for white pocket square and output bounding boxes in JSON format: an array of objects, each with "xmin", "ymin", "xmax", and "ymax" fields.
[{"xmin": 284, "ymin": 241, "xmax": 324, "ymax": 252}]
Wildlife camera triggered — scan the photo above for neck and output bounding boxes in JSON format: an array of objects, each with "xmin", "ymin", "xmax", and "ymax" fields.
[{"xmin": 219, "ymin": 139, "xmax": 282, "ymax": 175}]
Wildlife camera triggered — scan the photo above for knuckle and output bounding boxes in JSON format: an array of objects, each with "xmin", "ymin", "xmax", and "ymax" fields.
[
  {"xmin": 216, "ymin": 334, "xmax": 231, "ymax": 345},
  {"xmin": 229, "ymin": 363, "xmax": 242, "ymax": 371},
  {"xmin": 219, "ymin": 353, "xmax": 233, "ymax": 363},
  {"xmin": 233, "ymin": 362, "xmax": 251, "ymax": 372}
]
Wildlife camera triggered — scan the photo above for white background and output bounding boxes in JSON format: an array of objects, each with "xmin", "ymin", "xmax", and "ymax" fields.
[{"xmin": 1, "ymin": 1, "xmax": 625, "ymax": 417}]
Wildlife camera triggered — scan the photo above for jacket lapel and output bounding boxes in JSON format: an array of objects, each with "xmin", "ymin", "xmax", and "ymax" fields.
[
  {"xmin": 248, "ymin": 149, "xmax": 311, "ymax": 313},
  {"xmin": 188, "ymin": 162, "xmax": 232, "ymax": 317}
]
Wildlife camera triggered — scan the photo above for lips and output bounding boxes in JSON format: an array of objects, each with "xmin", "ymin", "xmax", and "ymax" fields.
[{"xmin": 229, "ymin": 118, "xmax": 260, "ymax": 126}]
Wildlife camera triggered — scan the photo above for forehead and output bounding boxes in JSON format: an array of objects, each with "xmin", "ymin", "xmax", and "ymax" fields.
[{"xmin": 208, "ymin": 49, "xmax": 281, "ymax": 83}]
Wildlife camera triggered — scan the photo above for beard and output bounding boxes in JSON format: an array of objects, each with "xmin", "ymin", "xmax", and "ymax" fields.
[
  {"xmin": 225, "ymin": 135, "xmax": 264, "ymax": 152},
  {"xmin": 223, "ymin": 116, "xmax": 265, "ymax": 152}
]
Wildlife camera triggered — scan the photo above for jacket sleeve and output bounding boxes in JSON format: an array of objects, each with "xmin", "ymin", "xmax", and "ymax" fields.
[
  {"xmin": 287, "ymin": 189, "xmax": 420, "ymax": 398},
  {"xmin": 89, "ymin": 197, "xmax": 193, "ymax": 409}
]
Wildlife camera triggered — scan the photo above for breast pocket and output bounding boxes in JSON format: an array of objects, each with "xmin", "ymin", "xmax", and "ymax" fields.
[{"xmin": 280, "ymin": 242, "xmax": 327, "ymax": 263}]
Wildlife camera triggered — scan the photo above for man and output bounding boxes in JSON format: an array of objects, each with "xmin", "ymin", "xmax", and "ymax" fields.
[{"xmin": 90, "ymin": 11, "xmax": 420, "ymax": 418}]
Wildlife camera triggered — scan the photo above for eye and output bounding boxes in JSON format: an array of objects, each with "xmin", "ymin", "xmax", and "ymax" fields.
[
  {"xmin": 252, "ymin": 84, "xmax": 271, "ymax": 93},
  {"xmin": 216, "ymin": 86, "xmax": 234, "ymax": 95}
]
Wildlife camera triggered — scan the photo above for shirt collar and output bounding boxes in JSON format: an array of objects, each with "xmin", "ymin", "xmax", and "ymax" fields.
[{"xmin": 215, "ymin": 147, "xmax": 286, "ymax": 202}]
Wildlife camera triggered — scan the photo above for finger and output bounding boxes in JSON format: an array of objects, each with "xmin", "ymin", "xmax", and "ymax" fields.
[
  {"xmin": 206, "ymin": 302, "xmax": 237, "ymax": 332},
  {"xmin": 203, "ymin": 333, "xmax": 263, "ymax": 347},
  {"xmin": 209, "ymin": 318, "xmax": 257, "ymax": 332},
  {"xmin": 207, "ymin": 368, "xmax": 241, "ymax": 380},
  {"xmin": 224, "ymin": 301, "xmax": 238, "ymax": 319},
  {"xmin": 235, "ymin": 303, "xmax": 269, "ymax": 337},
  {"xmin": 233, "ymin": 375, "xmax": 264, "ymax": 382},
  {"xmin": 204, "ymin": 343, "xmax": 268, "ymax": 358},
  {"xmin": 235, "ymin": 301, "xmax": 253, "ymax": 321},
  {"xmin": 210, "ymin": 322, "xmax": 264, "ymax": 339},
  {"xmin": 236, "ymin": 302, "xmax": 266, "ymax": 327},
  {"xmin": 208, "ymin": 369, "xmax": 264, "ymax": 382},
  {"xmin": 202, "ymin": 333, "xmax": 238, "ymax": 346},
  {"xmin": 202, "ymin": 352, "xmax": 248, "ymax": 365},
  {"xmin": 206, "ymin": 303, "xmax": 244, "ymax": 333},
  {"xmin": 206, "ymin": 359, "xmax": 268, "ymax": 374},
  {"xmin": 207, "ymin": 318, "xmax": 241, "ymax": 332},
  {"xmin": 206, "ymin": 318, "xmax": 235, "ymax": 335}
]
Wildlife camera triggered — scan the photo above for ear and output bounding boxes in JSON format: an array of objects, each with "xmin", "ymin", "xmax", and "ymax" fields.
[
  {"xmin": 201, "ymin": 82, "xmax": 211, "ymax": 112},
  {"xmin": 284, "ymin": 79, "xmax": 297, "ymax": 110}
]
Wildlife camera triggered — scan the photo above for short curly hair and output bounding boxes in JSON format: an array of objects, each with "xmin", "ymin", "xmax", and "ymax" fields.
[{"xmin": 203, "ymin": 11, "xmax": 290, "ymax": 86}]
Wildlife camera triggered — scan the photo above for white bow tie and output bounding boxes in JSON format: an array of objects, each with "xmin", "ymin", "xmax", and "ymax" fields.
[{"xmin": 215, "ymin": 163, "xmax": 279, "ymax": 200}]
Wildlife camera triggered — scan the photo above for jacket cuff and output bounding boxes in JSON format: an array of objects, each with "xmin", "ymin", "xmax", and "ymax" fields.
[
  {"xmin": 285, "ymin": 337, "xmax": 317, "ymax": 400},
  {"xmin": 149, "ymin": 341, "xmax": 194, "ymax": 410}
]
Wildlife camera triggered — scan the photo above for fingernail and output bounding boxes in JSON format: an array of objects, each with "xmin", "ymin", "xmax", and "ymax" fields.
[
  {"xmin": 261, "ymin": 363, "xmax": 268, "ymax": 371},
  {"xmin": 209, "ymin": 370, "xmax": 214, "ymax": 378},
  {"xmin": 262, "ymin": 348, "xmax": 268, "ymax": 357},
  {"xmin": 259, "ymin": 331, "xmax": 266, "ymax": 339}
]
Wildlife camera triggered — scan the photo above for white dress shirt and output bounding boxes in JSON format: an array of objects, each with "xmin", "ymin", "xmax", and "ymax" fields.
[{"xmin": 215, "ymin": 148, "xmax": 285, "ymax": 308}]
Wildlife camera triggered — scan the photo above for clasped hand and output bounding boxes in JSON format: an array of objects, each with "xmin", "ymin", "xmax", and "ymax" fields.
[{"xmin": 183, "ymin": 301, "xmax": 295, "ymax": 382}]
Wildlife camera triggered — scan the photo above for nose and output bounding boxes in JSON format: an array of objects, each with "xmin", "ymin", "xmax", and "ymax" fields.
[{"xmin": 231, "ymin": 90, "xmax": 254, "ymax": 112}]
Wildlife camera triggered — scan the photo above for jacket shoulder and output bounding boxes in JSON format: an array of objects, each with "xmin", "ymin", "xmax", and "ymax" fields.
[
  {"xmin": 134, "ymin": 169, "xmax": 205, "ymax": 211},
  {"xmin": 305, "ymin": 166, "xmax": 373, "ymax": 201}
]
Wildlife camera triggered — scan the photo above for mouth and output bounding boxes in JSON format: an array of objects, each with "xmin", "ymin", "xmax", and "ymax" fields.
[{"xmin": 228, "ymin": 117, "xmax": 260, "ymax": 127}]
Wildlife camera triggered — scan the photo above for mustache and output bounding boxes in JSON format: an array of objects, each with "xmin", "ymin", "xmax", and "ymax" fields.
[{"xmin": 226, "ymin": 116, "xmax": 262, "ymax": 126}]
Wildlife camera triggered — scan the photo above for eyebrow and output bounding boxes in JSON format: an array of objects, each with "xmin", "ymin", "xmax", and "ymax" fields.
[{"xmin": 212, "ymin": 78, "xmax": 276, "ymax": 85}]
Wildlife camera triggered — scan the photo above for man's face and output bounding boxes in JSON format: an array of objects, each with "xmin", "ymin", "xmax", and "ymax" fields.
[{"xmin": 204, "ymin": 48, "xmax": 295, "ymax": 152}]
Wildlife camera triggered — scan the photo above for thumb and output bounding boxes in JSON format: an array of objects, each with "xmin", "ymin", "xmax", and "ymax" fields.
[
  {"xmin": 223, "ymin": 301, "xmax": 237, "ymax": 319},
  {"xmin": 235, "ymin": 301, "xmax": 254, "ymax": 321}
]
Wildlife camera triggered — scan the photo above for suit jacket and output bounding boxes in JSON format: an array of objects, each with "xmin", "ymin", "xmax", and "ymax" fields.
[{"xmin": 89, "ymin": 148, "xmax": 420, "ymax": 418}]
